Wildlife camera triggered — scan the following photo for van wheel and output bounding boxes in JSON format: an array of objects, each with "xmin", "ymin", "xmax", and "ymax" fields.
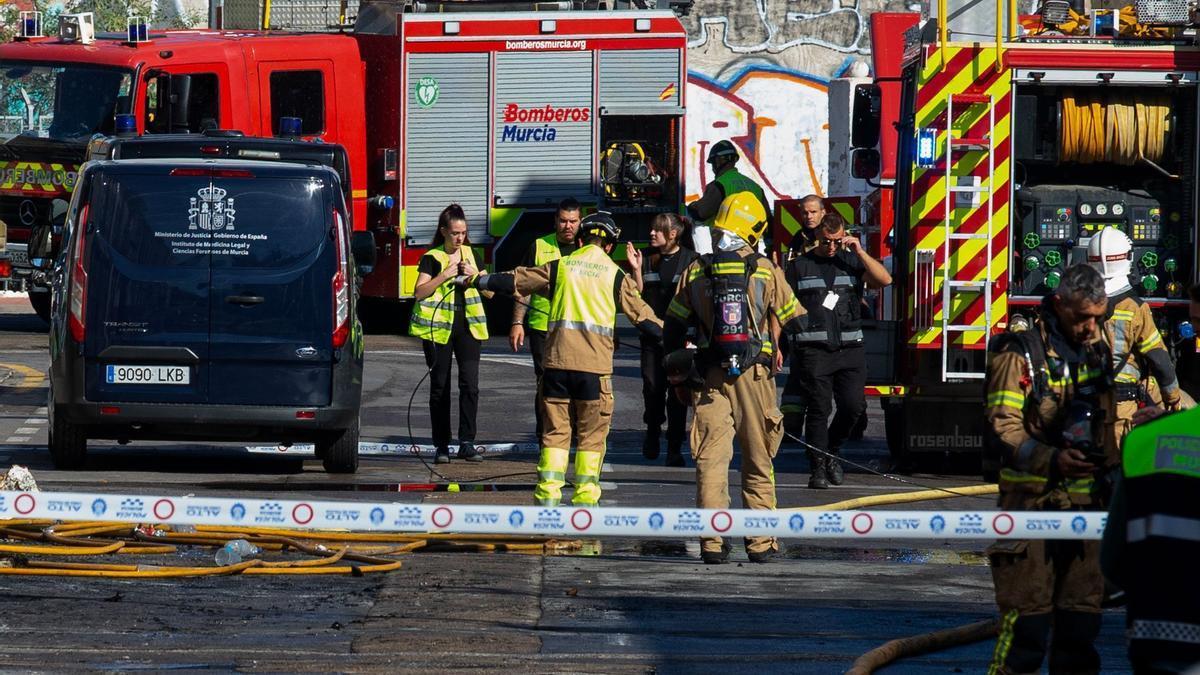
[
  {"xmin": 48, "ymin": 407, "xmax": 87, "ymax": 469},
  {"xmin": 320, "ymin": 418, "xmax": 359, "ymax": 474}
]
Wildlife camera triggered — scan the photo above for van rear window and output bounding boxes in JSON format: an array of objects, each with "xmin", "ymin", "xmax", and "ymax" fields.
[{"xmin": 90, "ymin": 172, "xmax": 329, "ymax": 267}]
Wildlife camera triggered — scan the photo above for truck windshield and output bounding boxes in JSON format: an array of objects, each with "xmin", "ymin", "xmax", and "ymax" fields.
[{"xmin": 0, "ymin": 62, "xmax": 133, "ymax": 143}]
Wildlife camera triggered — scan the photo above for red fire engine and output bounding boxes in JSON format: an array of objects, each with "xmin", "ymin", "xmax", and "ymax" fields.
[
  {"xmin": 0, "ymin": 5, "xmax": 688, "ymax": 323},
  {"xmin": 815, "ymin": 4, "xmax": 1199, "ymax": 466}
]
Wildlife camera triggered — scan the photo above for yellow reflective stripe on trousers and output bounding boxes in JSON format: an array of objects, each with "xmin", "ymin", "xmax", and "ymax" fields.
[
  {"xmin": 535, "ymin": 447, "xmax": 571, "ymax": 506},
  {"xmin": 989, "ymin": 609, "xmax": 1020, "ymax": 675},
  {"xmin": 573, "ymin": 450, "xmax": 605, "ymax": 506}
]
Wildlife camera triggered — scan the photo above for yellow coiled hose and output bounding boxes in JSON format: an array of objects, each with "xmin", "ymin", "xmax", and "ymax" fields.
[{"xmin": 1060, "ymin": 90, "xmax": 1171, "ymax": 165}]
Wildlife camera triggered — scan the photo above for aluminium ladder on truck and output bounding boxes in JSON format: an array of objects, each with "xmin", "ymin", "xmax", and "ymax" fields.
[{"xmin": 940, "ymin": 92, "xmax": 996, "ymax": 381}]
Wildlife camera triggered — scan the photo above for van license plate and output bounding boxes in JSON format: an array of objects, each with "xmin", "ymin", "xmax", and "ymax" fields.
[{"xmin": 106, "ymin": 365, "xmax": 190, "ymax": 385}]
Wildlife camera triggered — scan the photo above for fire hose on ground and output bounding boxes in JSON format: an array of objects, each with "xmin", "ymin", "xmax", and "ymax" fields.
[{"xmin": 0, "ymin": 483, "xmax": 1010, "ymax": 669}]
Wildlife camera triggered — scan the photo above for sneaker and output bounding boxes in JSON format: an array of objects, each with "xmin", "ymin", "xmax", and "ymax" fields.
[
  {"xmin": 457, "ymin": 442, "xmax": 483, "ymax": 463},
  {"xmin": 642, "ymin": 427, "xmax": 661, "ymax": 460},
  {"xmin": 747, "ymin": 548, "xmax": 777, "ymax": 564},
  {"xmin": 701, "ymin": 549, "xmax": 729, "ymax": 565},
  {"xmin": 434, "ymin": 447, "xmax": 451, "ymax": 464}
]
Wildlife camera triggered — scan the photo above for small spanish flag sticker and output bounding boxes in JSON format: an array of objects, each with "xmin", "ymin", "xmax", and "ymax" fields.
[{"xmin": 659, "ymin": 83, "xmax": 677, "ymax": 101}]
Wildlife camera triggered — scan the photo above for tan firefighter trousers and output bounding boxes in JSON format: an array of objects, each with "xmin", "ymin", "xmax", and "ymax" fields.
[{"xmin": 690, "ymin": 363, "xmax": 783, "ymax": 555}]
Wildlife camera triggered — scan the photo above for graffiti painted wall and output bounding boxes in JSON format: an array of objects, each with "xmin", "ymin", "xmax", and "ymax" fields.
[{"xmin": 683, "ymin": 0, "xmax": 906, "ymax": 202}]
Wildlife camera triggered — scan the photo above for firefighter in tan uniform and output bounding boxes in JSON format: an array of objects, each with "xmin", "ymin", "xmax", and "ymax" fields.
[
  {"xmin": 464, "ymin": 213, "xmax": 661, "ymax": 507},
  {"xmin": 664, "ymin": 192, "xmax": 806, "ymax": 564},
  {"xmin": 1086, "ymin": 226, "xmax": 1184, "ymax": 451},
  {"xmin": 984, "ymin": 264, "xmax": 1114, "ymax": 675}
]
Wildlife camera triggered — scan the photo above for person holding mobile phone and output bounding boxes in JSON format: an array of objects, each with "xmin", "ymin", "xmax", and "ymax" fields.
[
  {"xmin": 983, "ymin": 264, "xmax": 1116, "ymax": 674},
  {"xmin": 411, "ymin": 204, "xmax": 490, "ymax": 464},
  {"xmin": 784, "ymin": 213, "xmax": 892, "ymax": 488}
]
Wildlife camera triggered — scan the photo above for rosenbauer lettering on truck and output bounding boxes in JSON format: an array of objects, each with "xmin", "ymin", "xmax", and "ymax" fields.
[{"xmin": 501, "ymin": 104, "xmax": 590, "ymax": 143}]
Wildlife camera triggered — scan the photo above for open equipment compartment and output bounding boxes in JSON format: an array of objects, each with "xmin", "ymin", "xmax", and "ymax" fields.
[{"xmin": 1010, "ymin": 71, "xmax": 1197, "ymax": 303}]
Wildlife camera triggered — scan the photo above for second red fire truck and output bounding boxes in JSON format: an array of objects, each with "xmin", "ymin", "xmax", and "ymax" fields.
[{"xmin": 820, "ymin": 4, "xmax": 1200, "ymax": 467}]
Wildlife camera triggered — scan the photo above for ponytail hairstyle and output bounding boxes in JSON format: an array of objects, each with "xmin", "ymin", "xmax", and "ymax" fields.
[{"xmin": 430, "ymin": 203, "xmax": 471, "ymax": 249}]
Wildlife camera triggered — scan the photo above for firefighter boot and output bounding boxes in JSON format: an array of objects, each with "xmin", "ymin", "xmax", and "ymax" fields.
[
  {"xmin": 642, "ymin": 426, "xmax": 660, "ymax": 460},
  {"xmin": 826, "ymin": 448, "xmax": 845, "ymax": 486},
  {"xmin": 701, "ymin": 541, "xmax": 732, "ymax": 565},
  {"xmin": 1048, "ymin": 610, "xmax": 1101, "ymax": 674},
  {"xmin": 991, "ymin": 611, "xmax": 1051, "ymax": 674},
  {"xmin": 807, "ymin": 452, "xmax": 829, "ymax": 489}
]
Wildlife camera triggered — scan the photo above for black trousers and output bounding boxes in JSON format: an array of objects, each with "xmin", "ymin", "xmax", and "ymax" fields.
[
  {"xmin": 640, "ymin": 338, "xmax": 687, "ymax": 447},
  {"xmin": 529, "ymin": 328, "xmax": 547, "ymax": 440},
  {"xmin": 422, "ymin": 318, "xmax": 481, "ymax": 448},
  {"xmin": 781, "ymin": 355, "xmax": 809, "ymax": 440},
  {"xmin": 797, "ymin": 344, "xmax": 867, "ymax": 454}
]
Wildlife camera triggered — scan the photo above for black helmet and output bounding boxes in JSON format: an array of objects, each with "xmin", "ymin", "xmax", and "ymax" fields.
[
  {"xmin": 707, "ymin": 140, "xmax": 739, "ymax": 165},
  {"xmin": 580, "ymin": 211, "xmax": 621, "ymax": 243}
]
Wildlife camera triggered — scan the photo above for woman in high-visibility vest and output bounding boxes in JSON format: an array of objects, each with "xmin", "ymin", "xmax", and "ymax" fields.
[{"xmin": 410, "ymin": 204, "xmax": 490, "ymax": 464}]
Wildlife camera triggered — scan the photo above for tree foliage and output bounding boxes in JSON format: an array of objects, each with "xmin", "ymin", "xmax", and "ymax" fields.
[{"xmin": 2, "ymin": 0, "xmax": 192, "ymax": 43}]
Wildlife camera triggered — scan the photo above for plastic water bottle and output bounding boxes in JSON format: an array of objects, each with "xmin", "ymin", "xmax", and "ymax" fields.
[{"xmin": 214, "ymin": 539, "xmax": 259, "ymax": 566}]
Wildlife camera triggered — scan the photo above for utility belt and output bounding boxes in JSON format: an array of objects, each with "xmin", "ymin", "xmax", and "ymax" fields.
[
  {"xmin": 696, "ymin": 346, "xmax": 771, "ymax": 372},
  {"xmin": 1115, "ymin": 383, "xmax": 1141, "ymax": 403}
]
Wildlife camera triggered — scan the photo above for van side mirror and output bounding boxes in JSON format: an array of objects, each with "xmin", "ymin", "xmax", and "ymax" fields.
[
  {"xmin": 851, "ymin": 84, "xmax": 882, "ymax": 150},
  {"xmin": 851, "ymin": 148, "xmax": 881, "ymax": 180},
  {"xmin": 350, "ymin": 231, "xmax": 377, "ymax": 275}
]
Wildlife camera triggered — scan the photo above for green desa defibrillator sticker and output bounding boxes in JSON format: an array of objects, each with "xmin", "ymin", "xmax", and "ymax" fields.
[{"xmin": 416, "ymin": 76, "xmax": 439, "ymax": 108}]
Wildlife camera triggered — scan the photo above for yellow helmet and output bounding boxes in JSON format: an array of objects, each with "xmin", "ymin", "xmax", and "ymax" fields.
[{"xmin": 713, "ymin": 191, "xmax": 768, "ymax": 246}]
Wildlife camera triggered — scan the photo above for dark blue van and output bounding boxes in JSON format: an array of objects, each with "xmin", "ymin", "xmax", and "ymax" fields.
[{"xmin": 48, "ymin": 157, "xmax": 370, "ymax": 473}]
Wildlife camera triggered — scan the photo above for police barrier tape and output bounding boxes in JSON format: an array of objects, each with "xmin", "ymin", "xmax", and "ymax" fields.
[
  {"xmin": 0, "ymin": 491, "xmax": 1108, "ymax": 540},
  {"xmin": 245, "ymin": 442, "xmax": 537, "ymax": 456}
]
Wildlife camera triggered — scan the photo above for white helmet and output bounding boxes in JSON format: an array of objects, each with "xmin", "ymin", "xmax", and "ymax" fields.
[{"xmin": 1086, "ymin": 226, "xmax": 1133, "ymax": 296}]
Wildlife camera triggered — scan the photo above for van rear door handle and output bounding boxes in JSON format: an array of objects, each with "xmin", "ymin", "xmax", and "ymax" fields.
[{"xmin": 226, "ymin": 295, "xmax": 265, "ymax": 305}]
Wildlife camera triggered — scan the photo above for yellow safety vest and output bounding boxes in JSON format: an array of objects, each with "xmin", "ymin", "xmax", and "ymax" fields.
[
  {"xmin": 528, "ymin": 234, "xmax": 565, "ymax": 332},
  {"xmin": 409, "ymin": 246, "xmax": 489, "ymax": 344},
  {"xmin": 548, "ymin": 244, "xmax": 618, "ymax": 338}
]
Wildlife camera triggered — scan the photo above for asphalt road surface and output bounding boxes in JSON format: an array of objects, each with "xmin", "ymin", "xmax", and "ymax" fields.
[{"xmin": 0, "ymin": 293, "xmax": 1131, "ymax": 672}]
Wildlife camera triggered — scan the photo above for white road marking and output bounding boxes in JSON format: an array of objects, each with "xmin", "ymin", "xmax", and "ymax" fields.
[
  {"xmin": 14, "ymin": 428, "xmax": 37, "ymax": 435},
  {"xmin": 34, "ymin": 407, "xmax": 47, "ymax": 415},
  {"xmin": 24, "ymin": 418, "xmax": 45, "ymax": 425},
  {"xmin": 5, "ymin": 437, "xmax": 29, "ymax": 443}
]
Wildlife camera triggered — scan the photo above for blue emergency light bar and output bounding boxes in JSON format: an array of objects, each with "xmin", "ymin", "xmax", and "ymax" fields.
[
  {"xmin": 114, "ymin": 114, "xmax": 137, "ymax": 136},
  {"xmin": 916, "ymin": 128, "xmax": 938, "ymax": 168}
]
